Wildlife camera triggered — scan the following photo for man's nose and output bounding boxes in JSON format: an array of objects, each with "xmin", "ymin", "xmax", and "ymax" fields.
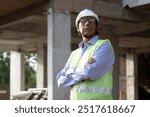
[{"xmin": 85, "ymin": 20, "xmax": 90, "ymax": 25}]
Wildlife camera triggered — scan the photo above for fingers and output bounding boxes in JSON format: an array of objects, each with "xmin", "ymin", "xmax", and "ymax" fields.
[{"xmin": 87, "ymin": 58, "xmax": 95, "ymax": 64}]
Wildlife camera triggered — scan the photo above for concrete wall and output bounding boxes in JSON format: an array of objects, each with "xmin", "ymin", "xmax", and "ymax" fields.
[{"xmin": 109, "ymin": 35, "xmax": 119, "ymax": 100}]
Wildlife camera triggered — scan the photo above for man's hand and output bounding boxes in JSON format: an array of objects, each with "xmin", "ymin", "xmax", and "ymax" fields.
[{"xmin": 86, "ymin": 58, "xmax": 95, "ymax": 64}]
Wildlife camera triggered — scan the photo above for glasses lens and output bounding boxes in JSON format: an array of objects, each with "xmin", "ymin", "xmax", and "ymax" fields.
[
  {"xmin": 80, "ymin": 18, "xmax": 95, "ymax": 25},
  {"xmin": 88, "ymin": 19, "xmax": 95, "ymax": 23}
]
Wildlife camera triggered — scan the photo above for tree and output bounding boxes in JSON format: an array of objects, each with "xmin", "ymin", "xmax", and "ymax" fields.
[
  {"xmin": 0, "ymin": 52, "xmax": 36, "ymax": 90},
  {"xmin": 0, "ymin": 52, "xmax": 10, "ymax": 89},
  {"xmin": 25, "ymin": 53, "xmax": 37, "ymax": 90}
]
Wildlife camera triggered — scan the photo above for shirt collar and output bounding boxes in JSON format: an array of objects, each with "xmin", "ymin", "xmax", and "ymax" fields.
[{"xmin": 79, "ymin": 35, "xmax": 99, "ymax": 48}]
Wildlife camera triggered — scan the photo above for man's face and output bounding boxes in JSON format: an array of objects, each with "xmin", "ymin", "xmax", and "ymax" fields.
[{"xmin": 77, "ymin": 16, "xmax": 97, "ymax": 38}]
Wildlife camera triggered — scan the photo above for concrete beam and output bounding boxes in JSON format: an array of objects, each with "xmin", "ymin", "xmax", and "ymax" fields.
[
  {"xmin": 54, "ymin": 0, "xmax": 150, "ymax": 22},
  {"xmin": 0, "ymin": 39, "xmax": 27, "ymax": 45},
  {"xmin": 0, "ymin": 44, "xmax": 20, "ymax": 51},
  {"xmin": 0, "ymin": 15, "xmax": 47, "ymax": 35},
  {"xmin": 0, "ymin": 40, "xmax": 46, "ymax": 53},
  {"xmin": 119, "ymin": 48, "xmax": 130, "ymax": 55},
  {"xmin": 0, "ymin": 0, "xmax": 49, "ymax": 26},
  {"xmin": 136, "ymin": 47, "xmax": 150, "ymax": 53},
  {"xmin": 119, "ymin": 47, "xmax": 150, "ymax": 55},
  {"xmin": 122, "ymin": 0, "xmax": 150, "ymax": 8},
  {"xmin": 114, "ymin": 22, "xmax": 150, "ymax": 35},
  {"xmin": 0, "ymin": 30, "xmax": 44, "ymax": 41},
  {"xmin": 21, "ymin": 42, "xmax": 39, "ymax": 52},
  {"xmin": 0, "ymin": 30, "xmax": 46, "ymax": 49},
  {"xmin": 118, "ymin": 36, "xmax": 150, "ymax": 48}
]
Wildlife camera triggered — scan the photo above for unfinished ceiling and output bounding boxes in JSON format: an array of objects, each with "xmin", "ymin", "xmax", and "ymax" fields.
[
  {"xmin": 0, "ymin": 0, "xmax": 48, "ymax": 51},
  {"xmin": 0, "ymin": 0, "xmax": 150, "ymax": 51},
  {"xmin": 0, "ymin": 0, "xmax": 43, "ymax": 16}
]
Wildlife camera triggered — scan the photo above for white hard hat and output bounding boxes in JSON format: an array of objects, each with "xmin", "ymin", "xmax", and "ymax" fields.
[{"xmin": 75, "ymin": 9, "xmax": 99, "ymax": 27}]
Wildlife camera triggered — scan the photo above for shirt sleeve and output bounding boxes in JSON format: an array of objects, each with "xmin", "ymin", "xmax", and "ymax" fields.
[
  {"xmin": 56, "ymin": 55, "xmax": 81, "ymax": 87},
  {"xmin": 65, "ymin": 42, "xmax": 115, "ymax": 81}
]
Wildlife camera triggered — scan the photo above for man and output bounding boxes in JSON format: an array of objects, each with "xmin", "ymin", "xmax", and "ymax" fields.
[{"xmin": 56, "ymin": 9, "xmax": 115, "ymax": 100}]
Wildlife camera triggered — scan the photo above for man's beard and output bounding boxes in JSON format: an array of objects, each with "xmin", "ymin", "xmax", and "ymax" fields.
[{"xmin": 83, "ymin": 32, "xmax": 94, "ymax": 38}]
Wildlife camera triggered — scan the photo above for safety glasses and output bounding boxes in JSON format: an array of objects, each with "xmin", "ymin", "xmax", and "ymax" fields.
[{"xmin": 79, "ymin": 18, "xmax": 96, "ymax": 25}]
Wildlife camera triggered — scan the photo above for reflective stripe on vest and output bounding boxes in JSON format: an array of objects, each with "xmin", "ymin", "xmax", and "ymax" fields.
[{"xmin": 71, "ymin": 86, "xmax": 112, "ymax": 95}]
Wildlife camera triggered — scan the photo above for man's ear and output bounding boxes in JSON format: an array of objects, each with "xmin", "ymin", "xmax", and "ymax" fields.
[{"xmin": 76, "ymin": 26, "xmax": 80, "ymax": 32}]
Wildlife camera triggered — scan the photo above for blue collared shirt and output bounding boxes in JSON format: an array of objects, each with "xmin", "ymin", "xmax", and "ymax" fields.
[{"xmin": 56, "ymin": 35, "xmax": 115, "ymax": 87}]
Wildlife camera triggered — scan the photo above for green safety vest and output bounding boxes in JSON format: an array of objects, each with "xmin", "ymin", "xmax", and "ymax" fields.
[{"xmin": 69, "ymin": 39, "xmax": 114, "ymax": 100}]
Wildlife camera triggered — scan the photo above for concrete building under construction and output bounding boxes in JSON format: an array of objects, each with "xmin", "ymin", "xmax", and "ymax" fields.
[{"xmin": 0, "ymin": 0, "xmax": 150, "ymax": 100}]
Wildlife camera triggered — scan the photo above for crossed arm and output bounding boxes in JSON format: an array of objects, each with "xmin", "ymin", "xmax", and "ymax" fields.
[{"xmin": 56, "ymin": 42, "xmax": 115, "ymax": 87}]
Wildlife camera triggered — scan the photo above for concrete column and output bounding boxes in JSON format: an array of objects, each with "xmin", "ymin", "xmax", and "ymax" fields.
[
  {"xmin": 44, "ymin": 44, "xmax": 47, "ymax": 88},
  {"xmin": 126, "ymin": 50, "xmax": 136, "ymax": 100},
  {"xmin": 10, "ymin": 51, "xmax": 25, "ymax": 97},
  {"xmin": 110, "ymin": 35, "xmax": 119, "ymax": 100},
  {"xmin": 36, "ymin": 44, "xmax": 44, "ymax": 88},
  {"xmin": 134, "ymin": 54, "xmax": 138, "ymax": 99},
  {"xmin": 47, "ymin": 8, "xmax": 71, "ymax": 100}
]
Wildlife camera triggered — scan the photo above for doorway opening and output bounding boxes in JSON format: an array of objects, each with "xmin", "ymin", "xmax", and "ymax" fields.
[{"xmin": 138, "ymin": 53, "xmax": 150, "ymax": 100}]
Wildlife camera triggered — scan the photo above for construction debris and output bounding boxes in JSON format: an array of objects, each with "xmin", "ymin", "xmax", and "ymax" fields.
[{"xmin": 11, "ymin": 88, "xmax": 47, "ymax": 100}]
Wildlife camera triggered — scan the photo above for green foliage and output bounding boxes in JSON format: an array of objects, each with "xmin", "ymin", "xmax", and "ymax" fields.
[
  {"xmin": 25, "ymin": 53, "xmax": 37, "ymax": 90},
  {"xmin": 0, "ymin": 52, "xmax": 10, "ymax": 89},
  {"xmin": 0, "ymin": 52, "xmax": 37, "ymax": 90}
]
